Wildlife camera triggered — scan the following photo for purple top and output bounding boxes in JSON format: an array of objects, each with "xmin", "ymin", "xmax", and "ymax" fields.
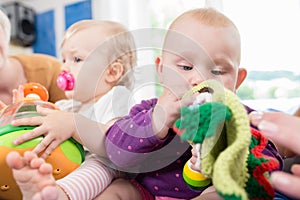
[{"xmin": 106, "ymin": 99, "xmax": 282, "ymax": 198}]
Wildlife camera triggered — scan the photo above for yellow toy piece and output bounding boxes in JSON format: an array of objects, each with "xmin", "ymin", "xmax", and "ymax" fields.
[{"xmin": 182, "ymin": 160, "xmax": 211, "ymax": 190}]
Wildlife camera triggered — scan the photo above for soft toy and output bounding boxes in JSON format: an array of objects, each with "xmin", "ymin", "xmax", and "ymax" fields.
[
  {"xmin": 0, "ymin": 83, "xmax": 84, "ymax": 200},
  {"xmin": 173, "ymin": 80, "xmax": 279, "ymax": 200}
]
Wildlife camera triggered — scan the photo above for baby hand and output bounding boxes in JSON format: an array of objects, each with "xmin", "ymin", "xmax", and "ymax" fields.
[
  {"xmin": 0, "ymin": 85, "xmax": 24, "ymax": 110},
  {"xmin": 0, "ymin": 100, "xmax": 7, "ymax": 110},
  {"xmin": 11, "ymin": 106, "xmax": 77, "ymax": 158},
  {"xmin": 12, "ymin": 85, "xmax": 25, "ymax": 103},
  {"xmin": 152, "ymin": 89, "xmax": 196, "ymax": 139}
]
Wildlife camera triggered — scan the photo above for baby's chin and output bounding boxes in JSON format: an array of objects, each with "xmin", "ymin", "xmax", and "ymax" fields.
[{"xmin": 65, "ymin": 92, "xmax": 91, "ymax": 103}]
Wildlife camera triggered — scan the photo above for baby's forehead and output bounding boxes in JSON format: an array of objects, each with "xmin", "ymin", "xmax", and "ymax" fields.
[{"xmin": 162, "ymin": 32, "xmax": 209, "ymax": 62}]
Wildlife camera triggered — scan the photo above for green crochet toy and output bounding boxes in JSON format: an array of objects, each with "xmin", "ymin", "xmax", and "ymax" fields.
[{"xmin": 173, "ymin": 80, "xmax": 279, "ymax": 200}]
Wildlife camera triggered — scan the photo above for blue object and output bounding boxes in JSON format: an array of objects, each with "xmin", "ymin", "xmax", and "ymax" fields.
[
  {"xmin": 65, "ymin": 0, "xmax": 92, "ymax": 30},
  {"xmin": 274, "ymin": 191, "xmax": 292, "ymax": 200},
  {"xmin": 33, "ymin": 10, "xmax": 56, "ymax": 56}
]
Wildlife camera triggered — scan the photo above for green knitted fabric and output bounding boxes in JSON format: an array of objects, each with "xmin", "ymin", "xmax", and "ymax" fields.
[
  {"xmin": 174, "ymin": 102, "xmax": 231, "ymax": 143},
  {"xmin": 174, "ymin": 80, "xmax": 279, "ymax": 200}
]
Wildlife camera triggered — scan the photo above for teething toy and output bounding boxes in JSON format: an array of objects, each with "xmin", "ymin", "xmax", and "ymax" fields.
[
  {"xmin": 23, "ymin": 82, "xmax": 49, "ymax": 101},
  {"xmin": 174, "ymin": 80, "xmax": 279, "ymax": 200}
]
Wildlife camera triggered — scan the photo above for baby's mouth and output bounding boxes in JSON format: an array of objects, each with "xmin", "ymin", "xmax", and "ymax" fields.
[{"xmin": 192, "ymin": 87, "xmax": 214, "ymax": 106}]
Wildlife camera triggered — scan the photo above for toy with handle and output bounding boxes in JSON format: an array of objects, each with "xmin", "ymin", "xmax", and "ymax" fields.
[
  {"xmin": 174, "ymin": 80, "xmax": 279, "ymax": 200},
  {"xmin": 23, "ymin": 82, "xmax": 50, "ymax": 101},
  {"xmin": 173, "ymin": 92, "xmax": 231, "ymax": 190},
  {"xmin": 0, "ymin": 83, "xmax": 84, "ymax": 200}
]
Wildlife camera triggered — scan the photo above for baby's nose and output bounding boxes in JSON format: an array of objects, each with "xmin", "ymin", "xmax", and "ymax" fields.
[
  {"xmin": 191, "ymin": 75, "xmax": 204, "ymax": 87},
  {"xmin": 60, "ymin": 64, "xmax": 70, "ymax": 72}
]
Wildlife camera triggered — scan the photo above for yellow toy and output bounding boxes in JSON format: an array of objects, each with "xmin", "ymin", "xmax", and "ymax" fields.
[{"xmin": 0, "ymin": 83, "xmax": 84, "ymax": 200}]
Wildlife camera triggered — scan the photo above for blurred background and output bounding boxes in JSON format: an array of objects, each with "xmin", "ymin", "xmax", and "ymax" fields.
[{"xmin": 1, "ymin": 0, "xmax": 299, "ymax": 113}]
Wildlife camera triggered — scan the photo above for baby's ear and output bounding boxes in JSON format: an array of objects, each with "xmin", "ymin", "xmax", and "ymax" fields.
[
  {"xmin": 236, "ymin": 67, "xmax": 247, "ymax": 90},
  {"xmin": 105, "ymin": 62, "xmax": 124, "ymax": 84},
  {"xmin": 155, "ymin": 56, "xmax": 164, "ymax": 82}
]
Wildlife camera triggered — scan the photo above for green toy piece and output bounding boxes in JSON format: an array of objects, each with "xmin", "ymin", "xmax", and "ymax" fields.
[{"xmin": 174, "ymin": 102, "xmax": 231, "ymax": 143}]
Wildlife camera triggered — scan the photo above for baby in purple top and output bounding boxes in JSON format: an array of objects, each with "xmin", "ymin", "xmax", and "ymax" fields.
[
  {"xmin": 103, "ymin": 8, "xmax": 283, "ymax": 200},
  {"xmin": 3, "ymin": 8, "xmax": 283, "ymax": 200}
]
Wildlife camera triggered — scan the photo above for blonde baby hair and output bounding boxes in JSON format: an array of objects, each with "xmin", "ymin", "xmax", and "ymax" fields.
[
  {"xmin": 166, "ymin": 7, "xmax": 241, "ymax": 65},
  {"xmin": 62, "ymin": 20, "xmax": 136, "ymax": 90}
]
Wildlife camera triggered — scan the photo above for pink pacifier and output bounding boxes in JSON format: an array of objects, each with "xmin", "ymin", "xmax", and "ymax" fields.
[{"xmin": 57, "ymin": 71, "xmax": 75, "ymax": 91}]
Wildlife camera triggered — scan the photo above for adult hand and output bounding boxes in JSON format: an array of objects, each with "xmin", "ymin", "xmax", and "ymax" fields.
[{"xmin": 250, "ymin": 111, "xmax": 300, "ymax": 198}]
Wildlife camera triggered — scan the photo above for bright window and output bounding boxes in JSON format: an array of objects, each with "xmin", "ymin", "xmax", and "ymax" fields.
[{"xmin": 146, "ymin": 0, "xmax": 300, "ymax": 112}]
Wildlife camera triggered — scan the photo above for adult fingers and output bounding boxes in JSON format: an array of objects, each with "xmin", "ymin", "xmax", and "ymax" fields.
[
  {"xmin": 249, "ymin": 112, "xmax": 300, "ymax": 155},
  {"xmin": 259, "ymin": 120, "xmax": 300, "ymax": 155},
  {"xmin": 250, "ymin": 111, "xmax": 299, "ymax": 128},
  {"xmin": 271, "ymin": 171, "xmax": 300, "ymax": 199},
  {"xmin": 291, "ymin": 164, "xmax": 300, "ymax": 176}
]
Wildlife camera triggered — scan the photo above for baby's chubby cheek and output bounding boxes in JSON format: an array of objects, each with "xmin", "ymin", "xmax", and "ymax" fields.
[
  {"xmin": 161, "ymin": 75, "xmax": 191, "ymax": 97},
  {"xmin": 65, "ymin": 91, "xmax": 74, "ymax": 99}
]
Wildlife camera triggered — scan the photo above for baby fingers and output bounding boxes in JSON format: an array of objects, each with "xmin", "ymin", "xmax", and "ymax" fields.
[
  {"xmin": 36, "ymin": 105, "xmax": 57, "ymax": 115},
  {"xmin": 11, "ymin": 116, "xmax": 44, "ymax": 127},
  {"xmin": 0, "ymin": 100, "xmax": 7, "ymax": 110},
  {"xmin": 13, "ymin": 126, "xmax": 45, "ymax": 145},
  {"xmin": 33, "ymin": 136, "xmax": 61, "ymax": 158}
]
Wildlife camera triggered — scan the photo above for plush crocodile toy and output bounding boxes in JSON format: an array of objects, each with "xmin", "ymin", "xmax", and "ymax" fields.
[{"xmin": 173, "ymin": 80, "xmax": 279, "ymax": 200}]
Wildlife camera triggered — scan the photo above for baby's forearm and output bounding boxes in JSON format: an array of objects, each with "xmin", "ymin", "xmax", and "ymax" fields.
[
  {"xmin": 152, "ymin": 105, "xmax": 173, "ymax": 140},
  {"xmin": 72, "ymin": 114, "xmax": 108, "ymax": 157}
]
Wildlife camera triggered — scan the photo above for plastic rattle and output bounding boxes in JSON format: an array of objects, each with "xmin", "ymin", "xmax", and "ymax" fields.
[{"xmin": 23, "ymin": 82, "xmax": 49, "ymax": 101}]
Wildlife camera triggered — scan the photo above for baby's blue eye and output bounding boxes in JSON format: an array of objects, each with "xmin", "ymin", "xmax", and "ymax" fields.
[
  {"xmin": 211, "ymin": 70, "xmax": 223, "ymax": 75},
  {"xmin": 179, "ymin": 65, "xmax": 193, "ymax": 71},
  {"xmin": 74, "ymin": 57, "xmax": 82, "ymax": 63}
]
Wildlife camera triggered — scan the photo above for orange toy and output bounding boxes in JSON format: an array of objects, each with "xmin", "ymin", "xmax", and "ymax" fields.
[
  {"xmin": 0, "ymin": 84, "xmax": 84, "ymax": 200},
  {"xmin": 23, "ymin": 82, "xmax": 49, "ymax": 101}
]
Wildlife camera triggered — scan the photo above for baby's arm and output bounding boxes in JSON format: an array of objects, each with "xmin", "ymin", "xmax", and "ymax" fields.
[
  {"xmin": 152, "ymin": 90, "xmax": 195, "ymax": 139},
  {"xmin": 12, "ymin": 107, "xmax": 109, "ymax": 158},
  {"xmin": 106, "ymin": 99, "xmax": 175, "ymax": 168}
]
